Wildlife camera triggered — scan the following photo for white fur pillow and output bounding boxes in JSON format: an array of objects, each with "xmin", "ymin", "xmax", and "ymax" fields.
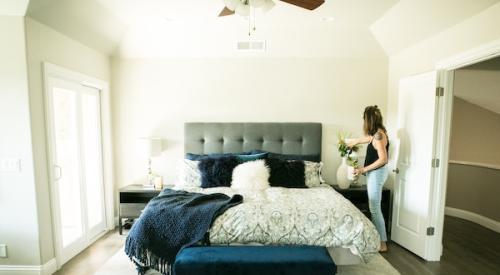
[{"xmin": 231, "ymin": 160, "xmax": 270, "ymax": 190}]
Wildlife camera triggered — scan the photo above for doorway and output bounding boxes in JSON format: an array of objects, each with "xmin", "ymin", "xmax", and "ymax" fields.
[
  {"xmin": 440, "ymin": 57, "xmax": 500, "ymax": 273},
  {"xmin": 44, "ymin": 64, "xmax": 108, "ymax": 265}
]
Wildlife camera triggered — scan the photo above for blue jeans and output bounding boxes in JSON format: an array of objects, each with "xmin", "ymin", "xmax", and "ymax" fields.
[{"xmin": 366, "ymin": 166, "xmax": 389, "ymax": 242}]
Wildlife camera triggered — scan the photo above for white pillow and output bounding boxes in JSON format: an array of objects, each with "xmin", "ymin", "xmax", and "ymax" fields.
[
  {"xmin": 304, "ymin": 161, "xmax": 326, "ymax": 187},
  {"xmin": 231, "ymin": 160, "xmax": 270, "ymax": 190},
  {"xmin": 176, "ymin": 159, "xmax": 201, "ymax": 187}
]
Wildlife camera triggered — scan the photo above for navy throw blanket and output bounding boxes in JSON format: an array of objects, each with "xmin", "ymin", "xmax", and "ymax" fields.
[{"xmin": 125, "ymin": 189, "xmax": 243, "ymax": 275}]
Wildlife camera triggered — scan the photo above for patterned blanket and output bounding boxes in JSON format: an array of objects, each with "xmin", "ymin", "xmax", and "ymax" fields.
[{"xmin": 175, "ymin": 186, "xmax": 381, "ymax": 262}]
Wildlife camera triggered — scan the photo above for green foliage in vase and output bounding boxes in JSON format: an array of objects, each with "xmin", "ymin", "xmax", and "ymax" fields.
[
  {"xmin": 347, "ymin": 156, "xmax": 359, "ymax": 168},
  {"xmin": 337, "ymin": 131, "xmax": 359, "ymax": 158}
]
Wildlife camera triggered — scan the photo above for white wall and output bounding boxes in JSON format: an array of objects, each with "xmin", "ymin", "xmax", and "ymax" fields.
[
  {"xmin": 24, "ymin": 17, "xmax": 111, "ymax": 264},
  {"xmin": 446, "ymin": 97, "xmax": 500, "ymax": 222},
  {"xmin": 0, "ymin": 16, "xmax": 41, "ymax": 267},
  {"xmin": 450, "ymin": 97, "xmax": 500, "ymax": 166},
  {"xmin": 385, "ymin": 2, "xmax": 500, "ymax": 188},
  {"xmin": 111, "ymin": 57, "xmax": 388, "ymax": 188}
]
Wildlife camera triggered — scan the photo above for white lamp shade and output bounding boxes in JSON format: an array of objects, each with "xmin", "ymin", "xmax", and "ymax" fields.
[{"xmin": 139, "ymin": 137, "xmax": 162, "ymax": 157}]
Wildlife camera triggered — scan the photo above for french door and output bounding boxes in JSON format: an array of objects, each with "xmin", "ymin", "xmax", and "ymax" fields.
[{"xmin": 45, "ymin": 75, "xmax": 107, "ymax": 265}]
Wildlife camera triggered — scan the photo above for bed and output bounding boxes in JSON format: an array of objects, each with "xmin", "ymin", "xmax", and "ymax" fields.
[{"xmin": 175, "ymin": 122, "xmax": 380, "ymax": 264}]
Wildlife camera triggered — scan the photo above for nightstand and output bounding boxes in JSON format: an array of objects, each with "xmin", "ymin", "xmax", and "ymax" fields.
[
  {"xmin": 118, "ymin": 184, "xmax": 162, "ymax": 235},
  {"xmin": 333, "ymin": 185, "xmax": 392, "ymax": 239}
]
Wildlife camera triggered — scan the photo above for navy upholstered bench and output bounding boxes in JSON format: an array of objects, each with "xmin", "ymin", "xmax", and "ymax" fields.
[{"xmin": 173, "ymin": 246, "xmax": 337, "ymax": 275}]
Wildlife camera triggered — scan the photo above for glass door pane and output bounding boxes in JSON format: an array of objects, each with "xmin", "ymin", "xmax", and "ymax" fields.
[
  {"xmin": 47, "ymin": 73, "xmax": 107, "ymax": 265},
  {"xmin": 80, "ymin": 86, "xmax": 106, "ymax": 236},
  {"xmin": 50, "ymin": 82, "xmax": 84, "ymax": 248}
]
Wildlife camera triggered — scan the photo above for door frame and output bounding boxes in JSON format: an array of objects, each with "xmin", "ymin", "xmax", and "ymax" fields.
[
  {"xmin": 428, "ymin": 38, "xmax": 500, "ymax": 261},
  {"xmin": 43, "ymin": 63, "xmax": 115, "ymax": 267}
]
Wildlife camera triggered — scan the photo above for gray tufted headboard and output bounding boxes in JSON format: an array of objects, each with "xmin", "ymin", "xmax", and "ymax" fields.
[{"xmin": 184, "ymin": 122, "xmax": 322, "ymax": 160}]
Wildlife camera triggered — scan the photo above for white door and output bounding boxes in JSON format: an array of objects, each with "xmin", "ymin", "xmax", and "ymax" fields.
[
  {"xmin": 391, "ymin": 71, "xmax": 442, "ymax": 260},
  {"xmin": 46, "ymin": 77, "xmax": 107, "ymax": 265}
]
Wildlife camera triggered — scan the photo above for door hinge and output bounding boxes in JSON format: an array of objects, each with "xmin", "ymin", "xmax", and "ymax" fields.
[
  {"xmin": 432, "ymin": 158, "xmax": 440, "ymax": 168},
  {"xmin": 427, "ymin": 227, "xmax": 435, "ymax": 236},
  {"xmin": 436, "ymin": 87, "xmax": 444, "ymax": 97}
]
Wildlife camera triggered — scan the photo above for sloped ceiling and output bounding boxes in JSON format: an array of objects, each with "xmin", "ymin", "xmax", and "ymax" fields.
[
  {"xmin": 0, "ymin": 0, "xmax": 29, "ymax": 15},
  {"xmin": 454, "ymin": 56, "xmax": 500, "ymax": 115},
  {"xmin": 27, "ymin": 0, "xmax": 127, "ymax": 54},
  {"xmin": 26, "ymin": 0, "xmax": 499, "ymax": 57},
  {"xmin": 27, "ymin": 0, "xmax": 396, "ymax": 58},
  {"xmin": 370, "ymin": 0, "xmax": 500, "ymax": 55},
  {"xmin": 113, "ymin": 0, "xmax": 397, "ymax": 58}
]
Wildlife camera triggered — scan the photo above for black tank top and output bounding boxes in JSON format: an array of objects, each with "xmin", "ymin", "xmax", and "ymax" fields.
[{"xmin": 364, "ymin": 133, "xmax": 389, "ymax": 169}]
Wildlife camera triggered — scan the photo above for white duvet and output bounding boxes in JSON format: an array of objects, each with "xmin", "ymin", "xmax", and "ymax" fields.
[{"xmin": 174, "ymin": 185, "xmax": 381, "ymax": 262}]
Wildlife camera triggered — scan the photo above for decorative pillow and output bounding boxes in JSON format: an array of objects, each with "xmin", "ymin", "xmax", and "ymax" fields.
[
  {"xmin": 231, "ymin": 160, "xmax": 271, "ymax": 190},
  {"xmin": 186, "ymin": 152, "xmax": 267, "ymax": 162},
  {"xmin": 265, "ymin": 158, "xmax": 306, "ymax": 188},
  {"xmin": 177, "ymin": 159, "xmax": 202, "ymax": 187},
  {"xmin": 250, "ymin": 150, "xmax": 320, "ymax": 162},
  {"xmin": 304, "ymin": 161, "xmax": 326, "ymax": 187},
  {"xmin": 198, "ymin": 156, "xmax": 241, "ymax": 188},
  {"xmin": 235, "ymin": 152, "xmax": 268, "ymax": 162}
]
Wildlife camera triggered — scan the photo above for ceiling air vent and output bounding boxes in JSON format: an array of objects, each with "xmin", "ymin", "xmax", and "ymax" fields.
[{"xmin": 237, "ymin": 40, "xmax": 266, "ymax": 52}]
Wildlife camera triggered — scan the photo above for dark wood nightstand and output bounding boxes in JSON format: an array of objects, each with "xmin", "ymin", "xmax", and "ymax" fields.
[
  {"xmin": 118, "ymin": 184, "xmax": 162, "ymax": 235},
  {"xmin": 333, "ymin": 185, "xmax": 392, "ymax": 239}
]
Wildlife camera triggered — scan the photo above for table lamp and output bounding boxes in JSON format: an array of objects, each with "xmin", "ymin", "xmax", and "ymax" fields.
[{"xmin": 139, "ymin": 137, "xmax": 162, "ymax": 188}]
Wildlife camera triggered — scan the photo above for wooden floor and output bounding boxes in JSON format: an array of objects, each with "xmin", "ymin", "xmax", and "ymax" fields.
[
  {"xmin": 54, "ymin": 230, "xmax": 125, "ymax": 275},
  {"xmin": 382, "ymin": 216, "xmax": 500, "ymax": 275},
  {"xmin": 55, "ymin": 216, "xmax": 500, "ymax": 275}
]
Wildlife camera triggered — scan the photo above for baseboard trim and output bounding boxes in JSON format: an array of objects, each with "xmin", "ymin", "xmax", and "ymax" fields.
[
  {"xmin": 0, "ymin": 258, "xmax": 57, "ymax": 275},
  {"xmin": 445, "ymin": 207, "xmax": 500, "ymax": 233},
  {"xmin": 42, "ymin": 259, "xmax": 57, "ymax": 275}
]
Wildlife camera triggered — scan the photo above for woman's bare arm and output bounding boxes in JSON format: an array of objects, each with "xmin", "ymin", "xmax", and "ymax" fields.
[{"xmin": 347, "ymin": 136, "xmax": 371, "ymax": 147}]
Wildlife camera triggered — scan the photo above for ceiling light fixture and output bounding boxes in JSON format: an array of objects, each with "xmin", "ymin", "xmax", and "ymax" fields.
[
  {"xmin": 222, "ymin": 0, "xmax": 276, "ymax": 36},
  {"xmin": 223, "ymin": 0, "xmax": 275, "ymax": 16}
]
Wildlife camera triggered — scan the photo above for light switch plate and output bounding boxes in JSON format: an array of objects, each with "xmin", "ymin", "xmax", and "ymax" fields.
[
  {"xmin": 0, "ymin": 158, "xmax": 21, "ymax": 173},
  {"xmin": 0, "ymin": 244, "xmax": 7, "ymax": 258}
]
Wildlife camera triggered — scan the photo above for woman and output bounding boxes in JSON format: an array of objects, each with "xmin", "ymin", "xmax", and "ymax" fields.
[{"xmin": 348, "ymin": 105, "xmax": 389, "ymax": 252}]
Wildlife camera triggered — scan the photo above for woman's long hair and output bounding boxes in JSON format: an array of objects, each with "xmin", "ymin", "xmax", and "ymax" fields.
[{"xmin": 363, "ymin": 105, "xmax": 386, "ymax": 136}]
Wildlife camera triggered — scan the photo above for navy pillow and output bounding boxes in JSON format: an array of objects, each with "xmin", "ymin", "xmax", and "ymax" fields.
[
  {"xmin": 198, "ymin": 156, "xmax": 241, "ymax": 188},
  {"xmin": 265, "ymin": 158, "xmax": 306, "ymax": 188},
  {"xmin": 236, "ymin": 152, "xmax": 268, "ymax": 162},
  {"xmin": 186, "ymin": 152, "xmax": 245, "ymax": 161},
  {"xmin": 250, "ymin": 150, "xmax": 320, "ymax": 162},
  {"xmin": 186, "ymin": 152, "xmax": 268, "ymax": 162}
]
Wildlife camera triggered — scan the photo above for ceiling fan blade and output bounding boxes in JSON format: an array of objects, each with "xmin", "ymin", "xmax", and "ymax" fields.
[
  {"xmin": 218, "ymin": 7, "xmax": 235, "ymax": 17},
  {"xmin": 279, "ymin": 0, "xmax": 325, "ymax": 10}
]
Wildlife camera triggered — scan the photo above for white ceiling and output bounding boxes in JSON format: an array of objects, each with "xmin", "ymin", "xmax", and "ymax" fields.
[
  {"xmin": 27, "ymin": 0, "xmax": 397, "ymax": 57},
  {"xmin": 115, "ymin": 0, "xmax": 398, "ymax": 58},
  {"xmin": 0, "ymin": 0, "xmax": 29, "ymax": 15},
  {"xmin": 26, "ymin": 0, "xmax": 500, "ymax": 57},
  {"xmin": 454, "ymin": 57, "xmax": 500, "ymax": 115},
  {"xmin": 370, "ymin": 0, "xmax": 500, "ymax": 55},
  {"xmin": 27, "ymin": 0, "xmax": 126, "ymax": 54}
]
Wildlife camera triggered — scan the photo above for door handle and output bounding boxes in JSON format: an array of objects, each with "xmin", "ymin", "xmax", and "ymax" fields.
[
  {"xmin": 393, "ymin": 168, "xmax": 400, "ymax": 174},
  {"xmin": 54, "ymin": 165, "xmax": 62, "ymax": 181}
]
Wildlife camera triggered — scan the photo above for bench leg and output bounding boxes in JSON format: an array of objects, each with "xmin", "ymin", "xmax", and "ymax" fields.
[{"xmin": 119, "ymin": 216, "xmax": 122, "ymax": 235}]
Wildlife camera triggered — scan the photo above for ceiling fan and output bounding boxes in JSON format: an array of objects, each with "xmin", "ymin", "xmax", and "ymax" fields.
[{"xmin": 218, "ymin": 0, "xmax": 325, "ymax": 17}]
